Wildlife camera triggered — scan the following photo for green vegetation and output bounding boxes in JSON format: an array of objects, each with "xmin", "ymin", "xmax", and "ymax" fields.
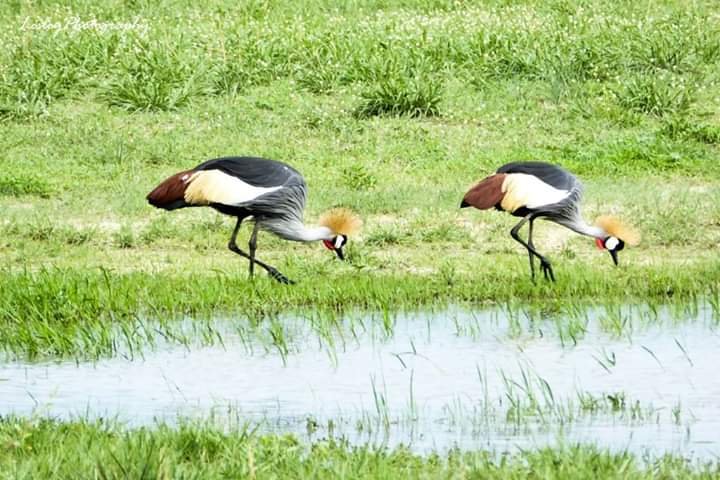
[
  {"xmin": 2, "ymin": 1, "xmax": 719, "ymax": 471},
  {"xmin": 1, "ymin": 417, "xmax": 718, "ymax": 479},
  {"xmin": 0, "ymin": 0, "xmax": 719, "ymax": 356},
  {"xmin": 1, "ymin": 265, "xmax": 718, "ymax": 359},
  {"xmin": 0, "ymin": 173, "xmax": 51, "ymax": 197}
]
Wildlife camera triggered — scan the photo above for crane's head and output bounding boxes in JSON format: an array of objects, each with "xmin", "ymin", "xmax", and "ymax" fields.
[
  {"xmin": 323, "ymin": 235, "xmax": 348, "ymax": 260},
  {"xmin": 595, "ymin": 236, "xmax": 624, "ymax": 265},
  {"xmin": 319, "ymin": 208, "xmax": 362, "ymax": 261},
  {"xmin": 594, "ymin": 216, "xmax": 641, "ymax": 266}
]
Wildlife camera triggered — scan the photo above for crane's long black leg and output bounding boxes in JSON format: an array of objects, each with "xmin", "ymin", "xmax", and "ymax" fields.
[
  {"xmin": 228, "ymin": 216, "xmax": 244, "ymax": 249},
  {"xmin": 227, "ymin": 217, "xmax": 295, "ymax": 285},
  {"xmin": 248, "ymin": 222, "xmax": 259, "ymax": 278},
  {"xmin": 510, "ymin": 215, "xmax": 555, "ymax": 282},
  {"xmin": 526, "ymin": 217, "xmax": 555, "ymax": 282},
  {"xmin": 510, "ymin": 216, "xmax": 536, "ymax": 281},
  {"xmin": 527, "ymin": 218, "xmax": 536, "ymax": 280}
]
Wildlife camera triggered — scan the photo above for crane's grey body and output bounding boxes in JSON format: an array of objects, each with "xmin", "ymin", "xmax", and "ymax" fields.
[
  {"xmin": 462, "ymin": 161, "xmax": 610, "ymax": 281},
  {"xmin": 196, "ymin": 157, "xmax": 311, "ymax": 241},
  {"xmin": 496, "ymin": 162, "xmax": 582, "ymax": 220},
  {"xmin": 147, "ymin": 156, "xmax": 337, "ymax": 284},
  {"xmin": 497, "ymin": 162, "xmax": 604, "ymax": 235}
]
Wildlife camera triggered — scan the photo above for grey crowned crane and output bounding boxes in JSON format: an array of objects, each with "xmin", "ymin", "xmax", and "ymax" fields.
[
  {"xmin": 460, "ymin": 161, "xmax": 640, "ymax": 281},
  {"xmin": 147, "ymin": 156, "xmax": 361, "ymax": 284}
]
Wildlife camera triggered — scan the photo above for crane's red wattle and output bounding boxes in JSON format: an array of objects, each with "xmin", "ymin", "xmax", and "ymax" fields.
[
  {"xmin": 595, "ymin": 238, "xmax": 605, "ymax": 250},
  {"xmin": 323, "ymin": 240, "xmax": 334, "ymax": 250}
]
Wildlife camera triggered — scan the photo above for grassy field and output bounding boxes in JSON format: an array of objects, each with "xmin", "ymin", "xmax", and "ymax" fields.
[
  {"xmin": 1, "ymin": 417, "xmax": 719, "ymax": 479},
  {"xmin": 1, "ymin": 0, "xmax": 719, "ymax": 356},
  {"xmin": 1, "ymin": 0, "xmax": 719, "ymax": 475}
]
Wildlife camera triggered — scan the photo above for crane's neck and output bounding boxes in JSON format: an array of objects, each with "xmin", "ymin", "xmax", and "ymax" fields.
[
  {"xmin": 260, "ymin": 218, "xmax": 334, "ymax": 242},
  {"xmin": 557, "ymin": 215, "xmax": 607, "ymax": 239}
]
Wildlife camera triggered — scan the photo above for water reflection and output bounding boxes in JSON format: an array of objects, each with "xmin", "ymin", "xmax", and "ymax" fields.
[{"xmin": 1, "ymin": 304, "xmax": 719, "ymax": 458}]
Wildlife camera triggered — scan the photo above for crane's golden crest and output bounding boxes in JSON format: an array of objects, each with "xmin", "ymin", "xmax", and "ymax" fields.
[
  {"xmin": 595, "ymin": 215, "xmax": 641, "ymax": 246},
  {"xmin": 319, "ymin": 208, "xmax": 362, "ymax": 236}
]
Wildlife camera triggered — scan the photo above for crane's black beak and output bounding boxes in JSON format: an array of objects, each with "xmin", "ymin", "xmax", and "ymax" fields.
[
  {"xmin": 335, "ymin": 247, "xmax": 345, "ymax": 261},
  {"xmin": 609, "ymin": 249, "xmax": 619, "ymax": 266}
]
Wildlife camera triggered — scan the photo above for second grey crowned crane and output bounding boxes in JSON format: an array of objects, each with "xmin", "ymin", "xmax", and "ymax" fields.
[
  {"xmin": 461, "ymin": 161, "xmax": 640, "ymax": 281},
  {"xmin": 147, "ymin": 156, "xmax": 361, "ymax": 284}
]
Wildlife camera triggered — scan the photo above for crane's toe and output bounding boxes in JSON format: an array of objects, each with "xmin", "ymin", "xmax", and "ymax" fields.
[
  {"xmin": 267, "ymin": 267, "xmax": 295, "ymax": 285},
  {"xmin": 540, "ymin": 260, "xmax": 556, "ymax": 282}
]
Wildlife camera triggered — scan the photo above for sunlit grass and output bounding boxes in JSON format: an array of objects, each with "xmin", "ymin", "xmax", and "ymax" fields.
[
  {"xmin": 0, "ymin": 264, "xmax": 718, "ymax": 359},
  {"xmin": 1, "ymin": 417, "xmax": 718, "ymax": 478},
  {"xmin": 1, "ymin": 2, "xmax": 719, "ymax": 472},
  {"xmin": 0, "ymin": 0, "xmax": 719, "ymax": 357}
]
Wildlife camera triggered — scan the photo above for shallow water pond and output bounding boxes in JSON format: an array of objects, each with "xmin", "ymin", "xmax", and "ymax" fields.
[{"xmin": 2, "ymin": 304, "xmax": 719, "ymax": 458}]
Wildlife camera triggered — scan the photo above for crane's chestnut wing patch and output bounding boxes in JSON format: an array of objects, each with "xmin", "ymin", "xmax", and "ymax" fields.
[
  {"xmin": 461, "ymin": 173, "xmax": 506, "ymax": 210},
  {"xmin": 146, "ymin": 170, "xmax": 194, "ymax": 210}
]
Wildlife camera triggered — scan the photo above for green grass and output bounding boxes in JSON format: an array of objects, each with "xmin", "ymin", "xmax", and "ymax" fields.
[
  {"xmin": 1, "ymin": 417, "xmax": 718, "ymax": 479},
  {"xmin": 0, "ymin": 0, "xmax": 719, "ymax": 355},
  {"xmin": 0, "ymin": 173, "xmax": 51, "ymax": 197},
  {"xmin": 355, "ymin": 72, "xmax": 443, "ymax": 118},
  {"xmin": 0, "ymin": 264, "xmax": 718, "ymax": 359},
  {"xmin": 2, "ymin": 1, "xmax": 720, "ymax": 471}
]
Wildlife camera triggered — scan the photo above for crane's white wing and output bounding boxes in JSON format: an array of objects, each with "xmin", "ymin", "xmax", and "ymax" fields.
[
  {"xmin": 500, "ymin": 173, "xmax": 571, "ymax": 212},
  {"xmin": 184, "ymin": 169, "xmax": 282, "ymax": 206}
]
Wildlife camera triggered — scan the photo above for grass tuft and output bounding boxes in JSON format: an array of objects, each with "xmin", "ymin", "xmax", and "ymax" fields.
[
  {"xmin": 101, "ymin": 38, "xmax": 208, "ymax": 111},
  {"xmin": 113, "ymin": 224, "xmax": 137, "ymax": 249},
  {"xmin": 355, "ymin": 59, "xmax": 442, "ymax": 118},
  {"xmin": 341, "ymin": 164, "xmax": 377, "ymax": 191},
  {"xmin": 0, "ymin": 173, "xmax": 52, "ymax": 198},
  {"xmin": 612, "ymin": 74, "xmax": 694, "ymax": 117},
  {"xmin": 660, "ymin": 116, "xmax": 720, "ymax": 144},
  {"xmin": 0, "ymin": 40, "xmax": 78, "ymax": 120}
]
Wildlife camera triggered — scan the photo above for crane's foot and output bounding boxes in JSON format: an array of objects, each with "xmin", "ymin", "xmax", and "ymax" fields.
[
  {"xmin": 540, "ymin": 259, "xmax": 556, "ymax": 282},
  {"xmin": 228, "ymin": 242, "xmax": 295, "ymax": 285},
  {"xmin": 266, "ymin": 267, "xmax": 295, "ymax": 285}
]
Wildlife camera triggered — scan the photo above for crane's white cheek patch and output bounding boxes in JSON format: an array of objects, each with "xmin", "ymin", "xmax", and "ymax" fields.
[
  {"xmin": 605, "ymin": 237, "xmax": 619, "ymax": 250},
  {"xmin": 334, "ymin": 237, "xmax": 344, "ymax": 249}
]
